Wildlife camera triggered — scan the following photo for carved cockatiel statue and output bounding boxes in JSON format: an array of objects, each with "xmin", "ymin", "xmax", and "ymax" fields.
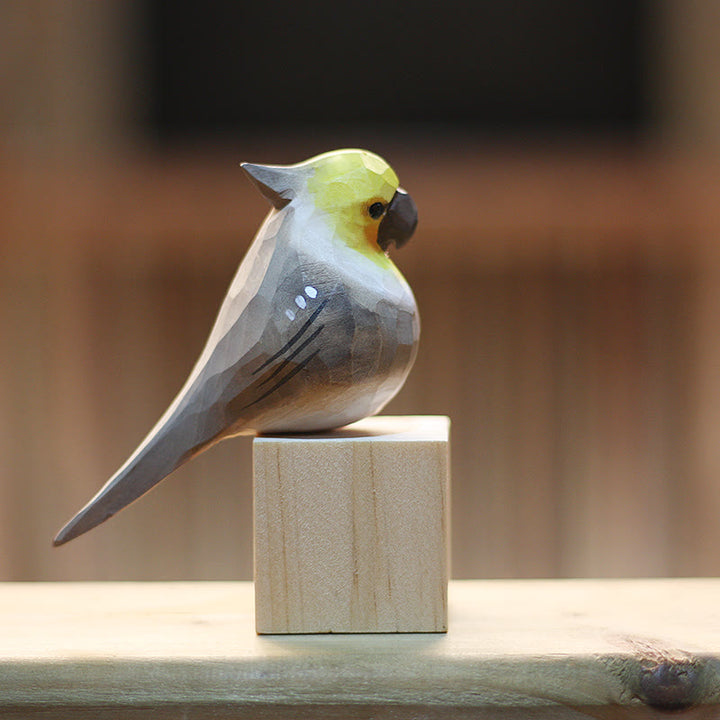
[{"xmin": 54, "ymin": 149, "xmax": 419, "ymax": 546}]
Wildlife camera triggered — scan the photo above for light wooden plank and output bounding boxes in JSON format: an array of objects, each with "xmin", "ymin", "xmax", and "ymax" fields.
[
  {"xmin": 254, "ymin": 416, "xmax": 450, "ymax": 633},
  {"xmin": 0, "ymin": 580, "xmax": 719, "ymax": 718}
]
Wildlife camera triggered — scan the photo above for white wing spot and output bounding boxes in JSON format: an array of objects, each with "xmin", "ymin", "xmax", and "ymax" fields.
[
  {"xmin": 285, "ymin": 308, "xmax": 295, "ymax": 321},
  {"xmin": 295, "ymin": 295, "xmax": 307, "ymax": 309},
  {"xmin": 305, "ymin": 285, "xmax": 318, "ymax": 299}
]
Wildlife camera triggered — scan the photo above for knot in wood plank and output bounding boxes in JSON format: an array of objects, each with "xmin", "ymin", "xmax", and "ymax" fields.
[{"xmin": 636, "ymin": 659, "xmax": 703, "ymax": 711}]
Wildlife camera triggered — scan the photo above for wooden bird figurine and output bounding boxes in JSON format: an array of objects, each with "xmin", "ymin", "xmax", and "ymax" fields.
[{"xmin": 54, "ymin": 149, "xmax": 419, "ymax": 546}]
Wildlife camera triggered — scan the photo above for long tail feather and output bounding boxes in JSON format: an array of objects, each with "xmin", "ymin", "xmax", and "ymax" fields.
[{"xmin": 53, "ymin": 409, "xmax": 218, "ymax": 546}]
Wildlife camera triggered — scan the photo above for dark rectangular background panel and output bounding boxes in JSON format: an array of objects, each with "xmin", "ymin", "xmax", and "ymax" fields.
[{"xmin": 145, "ymin": 0, "xmax": 646, "ymax": 139}]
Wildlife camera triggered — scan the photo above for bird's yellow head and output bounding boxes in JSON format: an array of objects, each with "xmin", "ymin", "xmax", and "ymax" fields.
[
  {"xmin": 242, "ymin": 149, "xmax": 418, "ymax": 263},
  {"xmin": 305, "ymin": 149, "xmax": 398, "ymax": 253}
]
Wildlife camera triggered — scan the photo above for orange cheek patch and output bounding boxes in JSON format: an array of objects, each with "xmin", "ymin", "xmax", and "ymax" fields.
[{"xmin": 363, "ymin": 222, "xmax": 378, "ymax": 250}]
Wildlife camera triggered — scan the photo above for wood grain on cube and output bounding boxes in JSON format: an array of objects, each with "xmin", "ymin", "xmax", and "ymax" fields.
[{"xmin": 253, "ymin": 415, "xmax": 450, "ymax": 634}]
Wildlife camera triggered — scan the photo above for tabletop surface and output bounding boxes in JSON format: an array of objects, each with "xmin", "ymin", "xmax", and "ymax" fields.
[{"xmin": 0, "ymin": 579, "xmax": 718, "ymax": 718}]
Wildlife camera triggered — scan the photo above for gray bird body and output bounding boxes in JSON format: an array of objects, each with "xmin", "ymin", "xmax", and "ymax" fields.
[{"xmin": 54, "ymin": 150, "xmax": 419, "ymax": 546}]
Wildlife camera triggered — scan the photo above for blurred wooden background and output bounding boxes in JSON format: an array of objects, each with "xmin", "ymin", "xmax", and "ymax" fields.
[{"xmin": 3, "ymin": 2, "xmax": 720, "ymax": 580}]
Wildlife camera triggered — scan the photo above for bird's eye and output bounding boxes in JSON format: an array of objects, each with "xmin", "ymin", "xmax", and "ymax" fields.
[{"xmin": 368, "ymin": 202, "xmax": 386, "ymax": 219}]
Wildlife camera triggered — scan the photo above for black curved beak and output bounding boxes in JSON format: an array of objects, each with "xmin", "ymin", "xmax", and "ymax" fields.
[{"xmin": 377, "ymin": 188, "xmax": 418, "ymax": 252}]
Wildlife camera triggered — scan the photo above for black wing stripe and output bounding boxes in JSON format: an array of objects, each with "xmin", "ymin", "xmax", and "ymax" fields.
[
  {"xmin": 252, "ymin": 297, "xmax": 329, "ymax": 376},
  {"xmin": 243, "ymin": 349, "xmax": 321, "ymax": 410},
  {"xmin": 258, "ymin": 324, "xmax": 325, "ymax": 388}
]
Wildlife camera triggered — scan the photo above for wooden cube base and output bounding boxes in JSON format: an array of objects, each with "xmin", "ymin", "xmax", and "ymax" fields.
[{"xmin": 253, "ymin": 415, "xmax": 450, "ymax": 634}]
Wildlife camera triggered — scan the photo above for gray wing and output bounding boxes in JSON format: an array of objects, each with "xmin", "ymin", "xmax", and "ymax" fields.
[
  {"xmin": 52, "ymin": 259, "xmax": 346, "ymax": 545},
  {"xmin": 53, "ymin": 210, "xmax": 316, "ymax": 546}
]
